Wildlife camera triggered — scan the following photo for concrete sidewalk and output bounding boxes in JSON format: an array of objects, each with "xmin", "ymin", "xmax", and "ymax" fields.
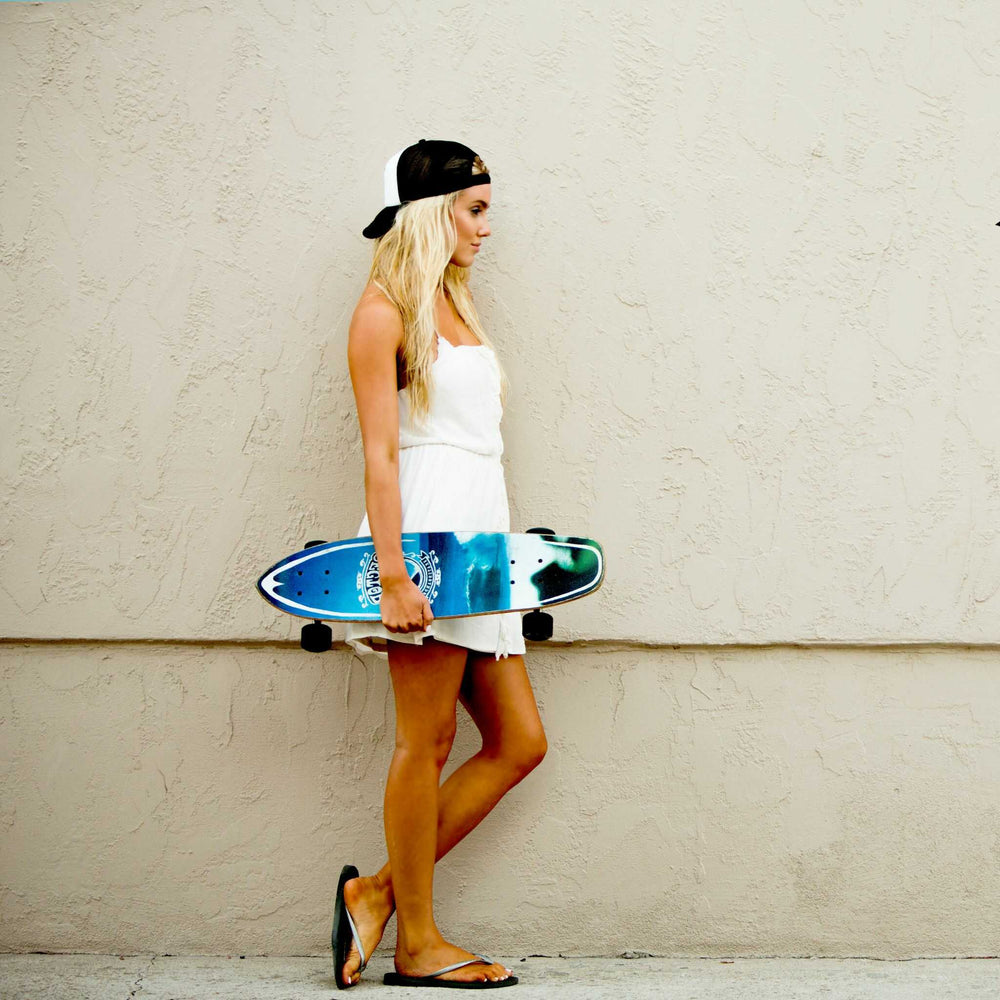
[{"xmin": 2, "ymin": 954, "xmax": 999, "ymax": 999}]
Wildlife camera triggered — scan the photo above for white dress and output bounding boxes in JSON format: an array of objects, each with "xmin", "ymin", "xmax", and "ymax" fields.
[{"xmin": 344, "ymin": 334, "xmax": 527, "ymax": 661}]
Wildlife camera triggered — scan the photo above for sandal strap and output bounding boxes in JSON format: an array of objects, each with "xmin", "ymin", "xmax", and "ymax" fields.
[
  {"xmin": 418, "ymin": 955, "xmax": 492, "ymax": 978},
  {"xmin": 343, "ymin": 904, "xmax": 368, "ymax": 971}
]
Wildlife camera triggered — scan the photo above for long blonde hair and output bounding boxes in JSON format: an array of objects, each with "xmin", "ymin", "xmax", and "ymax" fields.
[{"xmin": 368, "ymin": 184, "xmax": 507, "ymax": 421}]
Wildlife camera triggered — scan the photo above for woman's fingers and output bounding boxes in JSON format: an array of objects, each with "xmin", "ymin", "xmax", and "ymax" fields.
[{"xmin": 380, "ymin": 585, "xmax": 432, "ymax": 633}]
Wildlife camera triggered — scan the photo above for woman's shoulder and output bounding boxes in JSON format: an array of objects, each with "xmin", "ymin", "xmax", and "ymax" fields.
[
  {"xmin": 354, "ymin": 282, "xmax": 401, "ymax": 320},
  {"xmin": 349, "ymin": 282, "xmax": 404, "ymax": 351}
]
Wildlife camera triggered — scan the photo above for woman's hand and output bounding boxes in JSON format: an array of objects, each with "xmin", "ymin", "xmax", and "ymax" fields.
[{"xmin": 379, "ymin": 575, "xmax": 435, "ymax": 634}]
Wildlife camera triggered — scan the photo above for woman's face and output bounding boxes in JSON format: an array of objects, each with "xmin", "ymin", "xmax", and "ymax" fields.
[{"xmin": 450, "ymin": 183, "xmax": 491, "ymax": 267}]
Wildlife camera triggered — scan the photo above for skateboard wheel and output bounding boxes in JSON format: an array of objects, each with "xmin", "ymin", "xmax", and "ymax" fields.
[
  {"xmin": 527, "ymin": 527, "xmax": 555, "ymax": 536},
  {"xmin": 522, "ymin": 610, "xmax": 553, "ymax": 641},
  {"xmin": 304, "ymin": 539, "xmax": 328, "ymax": 548},
  {"xmin": 301, "ymin": 620, "xmax": 332, "ymax": 652}
]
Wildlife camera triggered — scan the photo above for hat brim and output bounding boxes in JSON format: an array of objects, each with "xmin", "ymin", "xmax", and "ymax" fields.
[{"xmin": 362, "ymin": 205, "xmax": 400, "ymax": 240}]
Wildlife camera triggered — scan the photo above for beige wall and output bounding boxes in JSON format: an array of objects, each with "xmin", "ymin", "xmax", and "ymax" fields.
[{"xmin": 2, "ymin": 0, "xmax": 999, "ymax": 956}]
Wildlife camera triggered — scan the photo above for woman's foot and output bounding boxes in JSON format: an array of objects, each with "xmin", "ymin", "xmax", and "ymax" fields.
[
  {"xmin": 340, "ymin": 874, "xmax": 395, "ymax": 986},
  {"xmin": 393, "ymin": 940, "xmax": 514, "ymax": 985}
]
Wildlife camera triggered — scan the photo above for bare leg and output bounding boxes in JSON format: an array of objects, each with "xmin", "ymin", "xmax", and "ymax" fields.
[
  {"xmin": 383, "ymin": 639, "xmax": 516, "ymax": 983},
  {"xmin": 340, "ymin": 643, "xmax": 546, "ymax": 985}
]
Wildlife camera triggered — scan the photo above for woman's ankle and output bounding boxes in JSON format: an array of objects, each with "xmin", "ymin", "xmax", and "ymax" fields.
[
  {"xmin": 395, "ymin": 924, "xmax": 447, "ymax": 960},
  {"xmin": 349, "ymin": 870, "xmax": 395, "ymax": 914},
  {"xmin": 370, "ymin": 867, "xmax": 393, "ymax": 898}
]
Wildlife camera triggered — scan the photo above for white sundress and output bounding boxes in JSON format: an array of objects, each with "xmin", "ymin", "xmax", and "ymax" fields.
[{"xmin": 344, "ymin": 334, "xmax": 526, "ymax": 661}]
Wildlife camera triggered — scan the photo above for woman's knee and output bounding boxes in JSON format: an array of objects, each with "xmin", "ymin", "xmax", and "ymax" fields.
[
  {"xmin": 521, "ymin": 726, "xmax": 548, "ymax": 775},
  {"xmin": 396, "ymin": 718, "xmax": 457, "ymax": 771},
  {"xmin": 496, "ymin": 724, "xmax": 547, "ymax": 780}
]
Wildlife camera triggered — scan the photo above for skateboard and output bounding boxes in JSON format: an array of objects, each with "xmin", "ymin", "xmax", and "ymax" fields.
[{"xmin": 257, "ymin": 528, "xmax": 604, "ymax": 651}]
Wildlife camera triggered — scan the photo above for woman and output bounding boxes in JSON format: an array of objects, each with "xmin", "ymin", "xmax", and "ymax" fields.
[{"xmin": 332, "ymin": 140, "xmax": 547, "ymax": 990}]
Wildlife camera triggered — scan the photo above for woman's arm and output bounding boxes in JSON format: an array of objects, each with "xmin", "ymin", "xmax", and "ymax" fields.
[{"xmin": 347, "ymin": 287, "xmax": 433, "ymax": 633}]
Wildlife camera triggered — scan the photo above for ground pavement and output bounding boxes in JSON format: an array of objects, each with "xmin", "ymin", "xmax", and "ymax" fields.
[{"xmin": 2, "ymin": 954, "xmax": 999, "ymax": 999}]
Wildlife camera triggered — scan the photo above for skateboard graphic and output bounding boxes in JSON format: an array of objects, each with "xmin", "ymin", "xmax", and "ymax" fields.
[{"xmin": 257, "ymin": 528, "xmax": 605, "ymax": 651}]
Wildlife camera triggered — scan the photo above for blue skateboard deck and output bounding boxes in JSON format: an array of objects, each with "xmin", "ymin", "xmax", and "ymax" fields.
[{"xmin": 257, "ymin": 531, "xmax": 604, "ymax": 622}]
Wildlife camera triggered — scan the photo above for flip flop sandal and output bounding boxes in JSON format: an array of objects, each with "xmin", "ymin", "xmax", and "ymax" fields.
[
  {"xmin": 383, "ymin": 955, "xmax": 518, "ymax": 989},
  {"xmin": 332, "ymin": 864, "xmax": 368, "ymax": 989}
]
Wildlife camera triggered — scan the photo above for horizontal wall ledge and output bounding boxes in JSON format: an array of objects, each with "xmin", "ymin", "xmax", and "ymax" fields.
[{"xmin": 5, "ymin": 637, "xmax": 1000, "ymax": 653}]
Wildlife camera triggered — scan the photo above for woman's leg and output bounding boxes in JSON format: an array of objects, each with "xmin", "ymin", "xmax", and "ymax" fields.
[
  {"xmin": 383, "ymin": 638, "xmax": 514, "ymax": 984},
  {"xmin": 341, "ymin": 646, "xmax": 545, "ymax": 984},
  {"xmin": 438, "ymin": 649, "xmax": 548, "ymax": 846},
  {"xmin": 382, "ymin": 638, "xmax": 465, "ymax": 944}
]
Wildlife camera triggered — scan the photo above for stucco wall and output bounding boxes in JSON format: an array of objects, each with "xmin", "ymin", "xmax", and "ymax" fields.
[{"xmin": 2, "ymin": 0, "xmax": 999, "ymax": 957}]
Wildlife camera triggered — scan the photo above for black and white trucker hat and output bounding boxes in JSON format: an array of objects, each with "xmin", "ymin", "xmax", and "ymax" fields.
[{"xmin": 362, "ymin": 139, "xmax": 491, "ymax": 240}]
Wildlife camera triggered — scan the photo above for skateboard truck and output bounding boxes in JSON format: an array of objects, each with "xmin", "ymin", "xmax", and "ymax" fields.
[
  {"xmin": 521, "ymin": 609, "xmax": 553, "ymax": 641},
  {"xmin": 301, "ymin": 620, "xmax": 333, "ymax": 652},
  {"xmin": 522, "ymin": 527, "xmax": 555, "ymax": 641},
  {"xmin": 300, "ymin": 540, "xmax": 333, "ymax": 652}
]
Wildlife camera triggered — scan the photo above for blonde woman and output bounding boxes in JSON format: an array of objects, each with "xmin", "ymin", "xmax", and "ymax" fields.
[{"xmin": 332, "ymin": 141, "xmax": 546, "ymax": 990}]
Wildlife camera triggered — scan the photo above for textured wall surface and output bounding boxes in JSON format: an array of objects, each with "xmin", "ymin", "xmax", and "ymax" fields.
[
  {"xmin": 3, "ymin": 0, "xmax": 1000, "ymax": 957},
  {"xmin": 3, "ymin": 0, "xmax": 999, "ymax": 644},
  {"xmin": 4, "ymin": 642, "xmax": 1000, "ymax": 958}
]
